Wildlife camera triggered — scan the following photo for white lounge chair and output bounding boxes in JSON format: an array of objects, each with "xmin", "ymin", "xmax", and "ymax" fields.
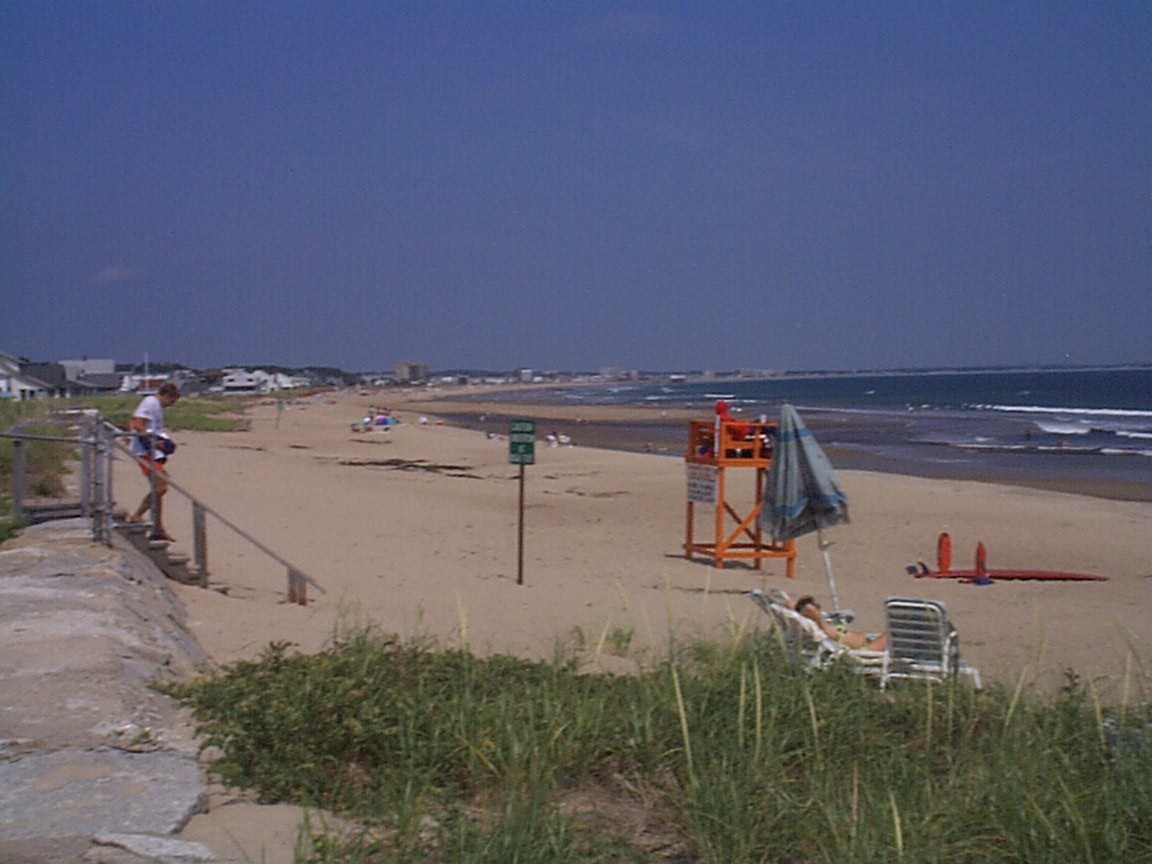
[
  {"xmin": 748, "ymin": 590, "xmax": 885, "ymax": 676},
  {"xmin": 881, "ymin": 596, "xmax": 981, "ymax": 689}
]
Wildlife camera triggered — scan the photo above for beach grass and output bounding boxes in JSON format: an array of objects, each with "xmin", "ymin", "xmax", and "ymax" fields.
[
  {"xmin": 0, "ymin": 400, "xmax": 71, "ymax": 528},
  {"xmin": 162, "ymin": 626, "xmax": 1152, "ymax": 864},
  {"xmin": 82, "ymin": 393, "xmax": 254, "ymax": 433}
]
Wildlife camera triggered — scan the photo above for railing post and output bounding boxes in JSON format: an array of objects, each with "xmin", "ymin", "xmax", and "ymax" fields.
[
  {"xmin": 103, "ymin": 424, "xmax": 115, "ymax": 540},
  {"xmin": 193, "ymin": 502, "xmax": 208, "ymax": 579},
  {"xmin": 92, "ymin": 422, "xmax": 111, "ymax": 543},
  {"xmin": 95, "ymin": 416, "xmax": 323, "ymax": 600},
  {"xmin": 147, "ymin": 455, "xmax": 159, "ymax": 530},
  {"xmin": 12, "ymin": 439, "xmax": 26, "ymax": 524},
  {"xmin": 79, "ymin": 415, "xmax": 93, "ymax": 520}
]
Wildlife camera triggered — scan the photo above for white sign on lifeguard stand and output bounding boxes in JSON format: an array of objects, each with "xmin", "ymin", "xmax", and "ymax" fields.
[{"xmin": 686, "ymin": 463, "xmax": 717, "ymax": 504}]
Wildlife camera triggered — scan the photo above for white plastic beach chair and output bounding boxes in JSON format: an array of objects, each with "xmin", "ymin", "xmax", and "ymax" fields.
[
  {"xmin": 880, "ymin": 597, "xmax": 981, "ymax": 689},
  {"xmin": 748, "ymin": 590, "xmax": 885, "ymax": 676}
]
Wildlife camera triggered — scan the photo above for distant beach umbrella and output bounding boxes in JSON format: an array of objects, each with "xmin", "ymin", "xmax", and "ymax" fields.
[{"xmin": 761, "ymin": 404, "xmax": 851, "ymax": 613}]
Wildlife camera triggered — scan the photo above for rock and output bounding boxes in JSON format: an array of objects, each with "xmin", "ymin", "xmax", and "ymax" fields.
[
  {"xmin": 0, "ymin": 520, "xmax": 213, "ymax": 861},
  {"xmin": 91, "ymin": 833, "xmax": 215, "ymax": 862},
  {"xmin": 0, "ymin": 750, "xmax": 206, "ymax": 839}
]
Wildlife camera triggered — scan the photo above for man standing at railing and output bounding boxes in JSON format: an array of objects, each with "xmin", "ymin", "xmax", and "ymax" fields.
[{"xmin": 126, "ymin": 381, "xmax": 180, "ymax": 541}]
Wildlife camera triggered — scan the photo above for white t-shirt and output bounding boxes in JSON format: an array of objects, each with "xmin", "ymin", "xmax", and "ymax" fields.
[{"xmin": 130, "ymin": 395, "xmax": 166, "ymax": 457}]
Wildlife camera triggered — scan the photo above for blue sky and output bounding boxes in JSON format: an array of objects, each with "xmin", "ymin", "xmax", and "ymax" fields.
[{"xmin": 2, "ymin": 2, "xmax": 1149, "ymax": 373}]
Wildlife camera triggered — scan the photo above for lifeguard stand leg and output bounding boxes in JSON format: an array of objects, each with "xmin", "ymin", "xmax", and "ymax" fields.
[
  {"xmin": 684, "ymin": 499, "xmax": 694, "ymax": 559},
  {"xmin": 713, "ymin": 467, "xmax": 726, "ymax": 567}
]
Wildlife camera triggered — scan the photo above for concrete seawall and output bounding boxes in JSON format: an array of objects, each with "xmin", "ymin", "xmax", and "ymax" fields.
[{"xmin": 0, "ymin": 520, "xmax": 215, "ymax": 863}]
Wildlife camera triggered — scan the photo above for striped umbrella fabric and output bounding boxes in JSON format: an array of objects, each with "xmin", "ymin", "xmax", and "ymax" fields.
[{"xmin": 761, "ymin": 404, "xmax": 849, "ymax": 542}]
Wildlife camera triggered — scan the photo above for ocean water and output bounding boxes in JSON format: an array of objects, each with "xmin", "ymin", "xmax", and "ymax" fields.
[{"xmin": 476, "ymin": 368, "xmax": 1152, "ymax": 492}]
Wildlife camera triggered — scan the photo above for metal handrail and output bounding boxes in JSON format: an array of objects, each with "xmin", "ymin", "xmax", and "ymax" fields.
[
  {"xmin": 3, "ymin": 411, "xmax": 323, "ymax": 604},
  {"xmin": 101, "ymin": 417, "xmax": 326, "ymax": 603}
]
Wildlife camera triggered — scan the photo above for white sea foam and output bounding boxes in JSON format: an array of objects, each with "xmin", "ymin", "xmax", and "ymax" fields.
[
  {"xmin": 973, "ymin": 403, "xmax": 1152, "ymax": 420},
  {"xmin": 1034, "ymin": 421, "xmax": 1091, "ymax": 435}
]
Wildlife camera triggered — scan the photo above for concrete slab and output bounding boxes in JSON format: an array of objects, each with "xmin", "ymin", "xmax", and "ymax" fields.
[{"xmin": 0, "ymin": 520, "xmax": 213, "ymax": 862}]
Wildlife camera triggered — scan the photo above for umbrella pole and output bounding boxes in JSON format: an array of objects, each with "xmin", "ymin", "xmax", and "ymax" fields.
[{"xmin": 818, "ymin": 529, "xmax": 843, "ymax": 614}]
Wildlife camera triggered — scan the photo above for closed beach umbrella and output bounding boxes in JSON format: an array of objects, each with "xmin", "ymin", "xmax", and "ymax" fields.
[{"xmin": 761, "ymin": 404, "xmax": 851, "ymax": 613}]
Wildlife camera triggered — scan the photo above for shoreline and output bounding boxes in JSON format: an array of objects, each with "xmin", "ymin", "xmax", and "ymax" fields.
[{"xmin": 401, "ymin": 396, "xmax": 1152, "ymax": 503}]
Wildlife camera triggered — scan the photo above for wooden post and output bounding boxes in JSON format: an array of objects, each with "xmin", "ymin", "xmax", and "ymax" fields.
[
  {"xmin": 288, "ymin": 567, "xmax": 307, "ymax": 605},
  {"xmin": 684, "ymin": 497, "xmax": 694, "ymax": 559},
  {"xmin": 713, "ymin": 466, "xmax": 726, "ymax": 567},
  {"xmin": 753, "ymin": 466, "xmax": 764, "ymax": 569},
  {"xmin": 193, "ymin": 502, "xmax": 208, "ymax": 579}
]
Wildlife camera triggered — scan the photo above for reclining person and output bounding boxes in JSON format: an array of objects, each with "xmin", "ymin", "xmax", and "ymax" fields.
[{"xmin": 793, "ymin": 595, "xmax": 888, "ymax": 652}]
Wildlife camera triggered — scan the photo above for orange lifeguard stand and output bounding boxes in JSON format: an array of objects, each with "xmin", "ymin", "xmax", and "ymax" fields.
[{"xmin": 684, "ymin": 416, "xmax": 797, "ymax": 575}]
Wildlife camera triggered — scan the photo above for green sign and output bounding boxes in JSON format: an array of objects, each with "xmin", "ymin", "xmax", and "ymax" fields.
[{"xmin": 509, "ymin": 418, "xmax": 536, "ymax": 465}]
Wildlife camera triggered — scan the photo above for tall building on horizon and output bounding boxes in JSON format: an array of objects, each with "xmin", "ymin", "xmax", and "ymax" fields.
[{"xmin": 394, "ymin": 361, "xmax": 428, "ymax": 383}]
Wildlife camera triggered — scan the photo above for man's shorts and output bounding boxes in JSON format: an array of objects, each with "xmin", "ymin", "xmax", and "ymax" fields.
[{"xmin": 136, "ymin": 456, "xmax": 168, "ymax": 477}]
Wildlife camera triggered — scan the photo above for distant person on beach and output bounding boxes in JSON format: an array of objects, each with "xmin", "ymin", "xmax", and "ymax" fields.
[{"xmin": 127, "ymin": 382, "xmax": 180, "ymax": 541}]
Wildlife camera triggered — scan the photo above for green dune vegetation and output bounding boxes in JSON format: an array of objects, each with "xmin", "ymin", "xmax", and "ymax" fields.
[
  {"xmin": 162, "ymin": 626, "xmax": 1152, "ymax": 864},
  {"xmin": 1, "ymin": 399, "xmax": 69, "ymax": 542},
  {"xmin": 87, "ymin": 393, "xmax": 253, "ymax": 434}
]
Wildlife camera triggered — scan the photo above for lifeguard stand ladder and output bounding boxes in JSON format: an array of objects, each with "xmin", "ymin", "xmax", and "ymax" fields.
[{"xmin": 684, "ymin": 417, "xmax": 797, "ymax": 575}]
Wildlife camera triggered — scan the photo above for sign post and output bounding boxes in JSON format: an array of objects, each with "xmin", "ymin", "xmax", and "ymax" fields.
[{"xmin": 508, "ymin": 419, "xmax": 536, "ymax": 585}]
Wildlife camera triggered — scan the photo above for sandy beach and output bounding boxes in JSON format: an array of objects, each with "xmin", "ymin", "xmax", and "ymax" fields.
[
  {"xmin": 141, "ymin": 387, "xmax": 1152, "ymax": 689},
  {"xmin": 119, "ymin": 388, "xmax": 1151, "ymax": 862}
]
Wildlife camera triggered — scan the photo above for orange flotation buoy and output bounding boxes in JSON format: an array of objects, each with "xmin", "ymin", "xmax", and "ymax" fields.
[{"xmin": 936, "ymin": 532, "xmax": 952, "ymax": 574}]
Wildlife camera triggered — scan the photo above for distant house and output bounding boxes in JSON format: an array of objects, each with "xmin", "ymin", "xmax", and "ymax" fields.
[
  {"xmin": 214, "ymin": 368, "xmax": 311, "ymax": 395},
  {"xmin": 60, "ymin": 358, "xmax": 122, "ymax": 395},
  {"xmin": 220, "ymin": 370, "xmax": 263, "ymax": 394},
  {"xmin": 0, "ymin": 351, "xmax": 52, "ymax": 400},
  {"xmin": 119, "ymin": 374, "xmax": 172, "ymax": 394},
  {"xmin": 263, "ymin": 370, "xmax": 312, "ymax": 390},
  {"xmin": 19, "ymin": 363, "xmax": 72, "ymax": 398}
]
